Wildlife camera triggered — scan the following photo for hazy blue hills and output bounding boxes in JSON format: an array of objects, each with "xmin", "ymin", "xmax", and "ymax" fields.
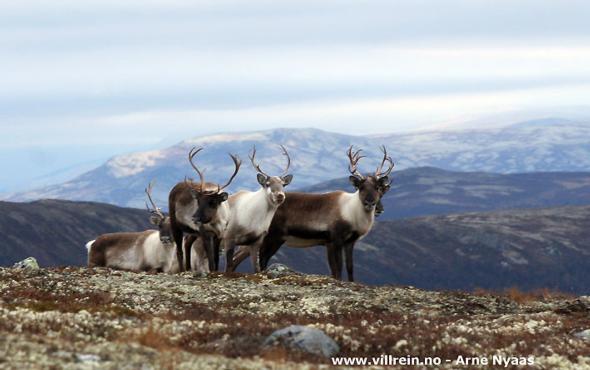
[
  {"xmin": 8, "ymin": 119, "xmax": 590, "ymax": 208},
  {"xmin": 305, "ymin": 167, "xmax": 590, "ymax": 219},
  {"xmin": 0, "ymin": 200, "xmax": 151, "ymax": 267}
]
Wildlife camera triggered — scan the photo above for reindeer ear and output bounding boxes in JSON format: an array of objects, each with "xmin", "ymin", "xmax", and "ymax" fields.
[
  {"xmin": 217, "ymin": 192, "xmax": 229, "ymax": 203},
  {"xmin": 190, "ymin": 188, "xmax": 199, "ymax": 199},
  {"xmin": 281, "ymin": 174, "xmax": 293, "ymax": 186},
  {"xmin": 149, "ymin": 214, "xmax": 162, "ymax": 226},
  {"xmin": 375, "ymin": 200, "xmax": 385, "ymax": 216},
  {"xmin": 349, "ymin": 175, "xmax": 362, "ymax": 189},
  {"xmin": 378, "ymin": 176, "xmax": 391, "ymax": 191},
  {"xmin": 257, "ymin": 173, "xmax": 268, "ymax": 186}
]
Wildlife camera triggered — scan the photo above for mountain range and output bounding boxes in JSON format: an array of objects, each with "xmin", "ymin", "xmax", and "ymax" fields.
[
  {"xmin": 307, "ymin": 167, "xmax": 590, "ymax": 220},
  {"xmin": 8, "ymin": 118, "xmax": 590, "ymax": 208}
]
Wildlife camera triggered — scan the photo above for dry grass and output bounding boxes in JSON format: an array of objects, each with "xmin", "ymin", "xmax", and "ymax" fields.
[
  {"xmin": 473, "ymin": 286, "xmax": 575, "ymax": 304},
  {"xmin": 135, "ymin": 326, "xmax": 175, "ymax": 351},
  {"xmin": 0, "ymin": 285, "xmax": 142, "ymax": 318},
  {"xmin": 1, "ymin": 287, "xmax": 112, "ymax": 313}
]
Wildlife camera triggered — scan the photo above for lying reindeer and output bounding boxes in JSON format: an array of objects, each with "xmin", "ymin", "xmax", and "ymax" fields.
[
  {"xmin": 224, "ymin": 145, "xmax": 293, "ymax": 272},
  {"xmin": 86, "ymin": 182, "xmax": 180, "ymax": 273},
  {"xmin": 168, "ymin": 147, "xmax": 241, "ymax": 272},
  {"xmin": 232, "ymin": 146, "xmax": 393, "ymax": 281}
]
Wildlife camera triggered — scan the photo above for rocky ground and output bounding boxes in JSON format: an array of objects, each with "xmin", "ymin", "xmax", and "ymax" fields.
[{"xmin": 1, "ymin": 266, "xmax": 589, "ymax": 369}]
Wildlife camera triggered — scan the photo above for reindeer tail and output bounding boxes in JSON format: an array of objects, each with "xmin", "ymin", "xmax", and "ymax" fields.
[{"xmin": 85, "ymin": 240, "xmax": 95, "ymax": 253}]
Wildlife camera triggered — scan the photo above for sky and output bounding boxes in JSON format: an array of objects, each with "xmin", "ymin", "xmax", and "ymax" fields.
[{"xmin": 2, "ymin": 0, "xmax": 590, "ymax": 192}]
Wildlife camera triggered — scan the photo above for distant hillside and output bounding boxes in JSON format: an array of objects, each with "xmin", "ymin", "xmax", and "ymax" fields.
[
  {"xmin": 265, "ymin": 205, "xmax": 590, "ymax": 294},
  {"xmin": 304, "ymin": 167, "xmax": 590, "ymax": 220},
  {"xmin": 9, "ymin": 119, "xmax": 590, "ymax": 208},
  {"xmin": 0, "ymin": 200, "xmax": 151, "ymax": 267},
  {"xmin": 2, "ymin": 200, "xmax": 589, "ymax": 294}
]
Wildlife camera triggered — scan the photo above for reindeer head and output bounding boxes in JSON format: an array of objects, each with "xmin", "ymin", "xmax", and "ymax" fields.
[
  {"xmin": 145, "ymin": 181, "xmax": 174, "ymax": 244},
  {"xmin": 187, "ymin": 147, "xmax": 242, "ymax": 224},
  {"xmin": 347, "ymin": 145, "xmax": 394, "ymax": 212},
  {"xmin": 249, "ymin": 145, "xmax": 293, "ymax": 206}
]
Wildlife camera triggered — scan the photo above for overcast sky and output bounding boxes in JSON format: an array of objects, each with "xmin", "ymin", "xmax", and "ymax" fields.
[{"xmin": 2, "ymin": 0, "xmax": 590, "ymax": 192}]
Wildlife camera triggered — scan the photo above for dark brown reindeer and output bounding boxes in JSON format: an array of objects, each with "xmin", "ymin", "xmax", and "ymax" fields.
[
  {"xmin": 85, "ymin": 182, "xmax": 179, "ymax": 273},
  {"xmin": 232, "ymin": 146, "xmax": 393, "ymax": 281},
  {"xmin": 168, "ymin": 147, "xmax": 241, "ymax": 272}
]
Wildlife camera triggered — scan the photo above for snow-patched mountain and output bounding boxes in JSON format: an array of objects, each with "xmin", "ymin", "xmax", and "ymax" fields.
[{"xmin": 10, "ymin": 119, "xmax": 590, "ymax": 208}]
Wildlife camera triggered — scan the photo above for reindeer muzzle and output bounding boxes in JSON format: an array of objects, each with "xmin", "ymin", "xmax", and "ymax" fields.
[{"xmin": 160, "ymin": 236, "xmax": 173, "ymax": 244}]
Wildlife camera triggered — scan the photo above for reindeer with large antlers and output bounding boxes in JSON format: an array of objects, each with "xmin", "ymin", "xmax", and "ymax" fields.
[
  {"xmin": 231, "ymin": 145, "xmax": 393, "ymax": 281},
  {"xmin": 85, "ymin": 182, "xmax": 180, "ymax": 273},
  {"xmin": 222, "ymin": 145, "xmax": 293, "ymax": 272},
  {"xmin": 168, "ymin": 147, "xmax": 242, "ymax": 272}
]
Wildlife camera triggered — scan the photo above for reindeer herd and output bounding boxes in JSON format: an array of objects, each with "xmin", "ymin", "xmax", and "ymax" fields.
[{"xmin": 86, "ymin": 145, "xmax": 393, "ymax": 281}]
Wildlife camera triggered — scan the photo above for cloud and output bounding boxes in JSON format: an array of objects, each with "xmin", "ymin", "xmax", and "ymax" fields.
[
  {"xmin": 3, "ymin": 82, "xmax": 589, "ymax": 149},
  {"xmin": 2, "ymin": 0, "xmax": 590, "ymax": 189},
  {"xmin": 2, "ymin": 45, "xmax": 590, "ymax": 105}
]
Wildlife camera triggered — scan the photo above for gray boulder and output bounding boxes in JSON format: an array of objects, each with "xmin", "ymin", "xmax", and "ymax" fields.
[
  {"xmin": 264, "ymin": 263, "xmax": 299, "ymax": 278},
  {"xmin": 263, "ymin": 325, "xmax": 339, "ymax": 357},
  {"xmin": 12, "ymin": 257, "xmax": 39, "ymax": 270},
  {"xmin": 574, "ymin": 329, "xmax": 590, "ymax": 341}
]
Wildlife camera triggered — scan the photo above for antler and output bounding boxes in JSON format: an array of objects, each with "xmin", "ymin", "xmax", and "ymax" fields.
[
  {"xmin": 188, "ymin": 147, "xmax": 206, "ymax": 192},
  {"xmin": 248, "ymin": 145, "xmax": 270, "ymax": 177},
  {"xmin": 218, "ymin": 153, "xmax": 242, "ymax": 192},
  {"xmin": 145, "ymin": 180, "xmax": 164, "ymax": 218},
  {"xmin": 188, "ymin": 147, "xmax": 241, "ymax": 194},
  {"xmin": 249, "ymin": 144, "xmax": 292, "ymax": 177},
  {"xmin": 347, "ymin": 145, "xmax": 365, "ymax": 179},
  {"xmin": 279, "ymin": 145, "xmax": 291, "ymax": 176},
  {"xmin": 375, "ymin": 145, "xmax": 394, "ymax": 178}
]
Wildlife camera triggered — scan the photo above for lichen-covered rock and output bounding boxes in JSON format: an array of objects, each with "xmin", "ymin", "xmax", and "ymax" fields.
[
  {"xmin": 12, "ymin": 257, "xmax": 39, "ymax": 270},
  {"xmin": 574, "ymin": 329, "xmax": 590, "ymax": 341},
  {"xmin": 264, "ymin": 263, "xmax": 299, "ymax": 278},
  {"xmin": 263, "ymin": 325, "xmax": 339, "ymax": 357}
]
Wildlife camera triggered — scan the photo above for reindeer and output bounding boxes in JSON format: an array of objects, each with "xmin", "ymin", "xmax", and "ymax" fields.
[
  {"xmin": 184, "ymin": 235, "xmax": 212, "ymax": 274},
  {"xmin": 231, "ymin": 146, "xmax": 393, "ymax": 281},
  {"xmin": 85, "ymin": 182, "xmax": 180, "ymax": 273},
  {"xmin": 168, "ymin": 147, "xmax": 241, "ymax": 272},
  {"xmin": 223, "ymin": 145, "xmax": 293, "ymax": 272}
]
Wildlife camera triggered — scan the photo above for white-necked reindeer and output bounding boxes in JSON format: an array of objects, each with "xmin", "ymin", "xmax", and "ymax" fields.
[
  {"xmin": 232, "ymin": 146, "xmax": 393, "ymax": 281},
  {"xmin": 224, "ymin": 145, "xmax": 293, "ymax": 272},
  {"xmin": 168, "ymin": 147, "xmax": 241, "ymax": 272},
  {"xmin": 86, "ymin": 182, "xmax": 180, "ymax": 273}
]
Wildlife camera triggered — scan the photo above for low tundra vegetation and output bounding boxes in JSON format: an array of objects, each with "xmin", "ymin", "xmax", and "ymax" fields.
[{"xmin": 0, "ymin": 267, "xmax": 589, "ymax": 369}]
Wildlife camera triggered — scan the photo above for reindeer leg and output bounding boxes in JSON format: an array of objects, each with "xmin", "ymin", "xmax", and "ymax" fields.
[
  {"xmin": 191, "ymin": 236, "xmax": 210, "ymax": 275},
  {"xmin": 173, "ymin": 228, "xmax": 185, "ymax": 272},
  {"xmin": 224, "ymin": 238, "xmax": 236, "ymax": 272},
  {"xmin": 228, "ymin": 246, "xmax": 249, "ymax": 272},
  {"xmin": 344, "ymin": 242, "xmax": 354, "ymax": 282},
  {"xmin": 249, "ymin": 239, "xmax": 263, "ymax": 273},
  {"xmin": 331, "ymin": 223, "xmax": 349, "ymax": 280},
  {"xmin": 202, "ymin": 234, "xmax": 216, "ymax": 272},
  {"xmin": 335, "ymin": 245, "xmax": 343, "ymax": 280},
  {"xmin": 213, "ymin": 235, "xmax": 220, "ymax": 271},
  {"xmin": 258, "ymin": 231, "xmax": 284, "ymax": 271},
  {"xmin": 184, "ymin": 238, "xmax": 192, "ymax": 272},
  {"xmin": 326, "ymin": 243, "xmax": 340, "ymax": 280}
]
